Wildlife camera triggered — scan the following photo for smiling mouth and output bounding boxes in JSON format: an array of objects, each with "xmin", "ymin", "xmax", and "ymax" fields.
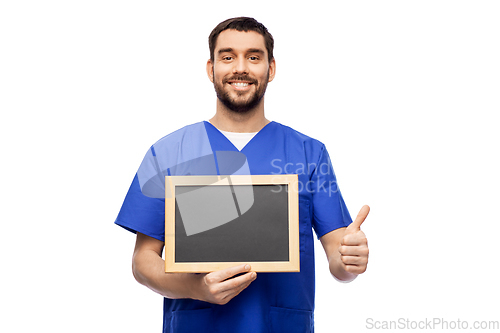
[
  {"xmin": 227, "ymin": 81, "xmax": 255, "ymax": 92},
  {"xmin": 230, "ymin": 82, "xmax": 251, "ymax": 87},
  {"xmin": 228, "ymin": 80, "xmax": 254, "ymax": 87},
  {"xmin": 225, "ymin": 75, "xmax": 256, "ymax": 88}
]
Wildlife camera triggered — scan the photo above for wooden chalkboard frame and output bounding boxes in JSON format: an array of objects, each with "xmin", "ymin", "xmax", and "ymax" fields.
[{"xmin": 164, "ymin": 175, "xmax": 299, "ymax": 273}]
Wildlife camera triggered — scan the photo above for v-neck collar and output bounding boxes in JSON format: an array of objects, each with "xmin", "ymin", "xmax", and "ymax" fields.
[{"xmin": 203, "ymin": 121, "xmax": 275, "ymax": 152}]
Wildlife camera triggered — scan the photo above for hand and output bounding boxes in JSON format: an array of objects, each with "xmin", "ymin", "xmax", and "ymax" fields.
[
  {"xmin": 195, "ymin": 264, "xmax": 257, "ymax": 305},
  {"xmin": 339, "ymin": 205, "xmax": 370, "ymax": 275}
]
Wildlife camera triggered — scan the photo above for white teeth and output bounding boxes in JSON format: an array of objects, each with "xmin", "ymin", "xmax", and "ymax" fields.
[{"xmin": 231, "ymin": 82, "xmax": 249, "ymax": 87}]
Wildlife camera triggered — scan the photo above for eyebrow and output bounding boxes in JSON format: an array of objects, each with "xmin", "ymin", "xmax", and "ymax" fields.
[
  {"xmin": 247, "ymin": 48, "xmax": 265, "ymax": 55},
  {"xmin": 217, "ymin": 48, "xmax": 265, "ymax": 55}
]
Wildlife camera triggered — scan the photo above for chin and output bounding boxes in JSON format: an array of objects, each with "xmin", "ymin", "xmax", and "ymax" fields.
[
  {"xmin": 223, "ymin": 95, "xmax": 263, "ymax": 114},
  {"xmin": 223, "ymin": 103, "xmax": 256, "ymax": 114}
]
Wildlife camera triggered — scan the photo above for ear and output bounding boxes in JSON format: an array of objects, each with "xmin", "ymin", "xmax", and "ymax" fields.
[
  {"xmin": 268, "ymin": 58, "xmax": 276, "ymax": 83},
  {"xmin": 206, "ymin": 59, "xmax": 214, "ymax": 83}
]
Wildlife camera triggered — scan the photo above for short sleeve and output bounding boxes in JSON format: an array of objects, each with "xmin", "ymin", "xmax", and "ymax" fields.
[
  {"xmin": 114, "ymin": 147, "xmax": 166, "ymax": 242},
  {"xmin": 310, "ymin": 146, "xmax": 352, "ymax": 238}
]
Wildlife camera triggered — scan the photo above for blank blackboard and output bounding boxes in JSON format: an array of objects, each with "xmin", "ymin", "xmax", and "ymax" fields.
[{"xmin": 164, "ymin": 175, "xmax": 299, "ymax": 272}]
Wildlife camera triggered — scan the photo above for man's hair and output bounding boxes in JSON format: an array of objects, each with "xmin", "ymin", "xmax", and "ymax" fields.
[{"xmin": 209, "ymin": 17, "xmax": 274, "ymax": 63}]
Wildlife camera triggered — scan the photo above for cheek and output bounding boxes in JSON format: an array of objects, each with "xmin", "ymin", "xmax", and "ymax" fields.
[
  {"xmin": 253, "ymin": 67, "xmax": 270, "ymax": 82},
  {"xmin": 213, "ymin": 71, "xmax": 229, "ymax": 85},
  {"xmin": 213, "ymin": 64, "xmax": 231, "ymax": 79}
]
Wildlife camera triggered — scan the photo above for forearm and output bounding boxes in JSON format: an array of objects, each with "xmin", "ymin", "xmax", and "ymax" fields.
[
  {"xmin": 132, "ymin": 248, "xmax": 201, "ymax": 299},
  {"xmin": 131, "ymin": 233, "xmax": 256, "ymax": 304}
]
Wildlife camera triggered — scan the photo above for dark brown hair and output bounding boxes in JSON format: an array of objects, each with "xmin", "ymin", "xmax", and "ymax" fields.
[{"xmin": 209, "ymin": 17, "xmax": 274, "ymax": 63}]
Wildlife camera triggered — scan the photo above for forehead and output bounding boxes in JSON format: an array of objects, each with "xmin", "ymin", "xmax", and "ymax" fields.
[{"xmin": 215, "ymin": 29, "xmax": 267, "ymax": 55}]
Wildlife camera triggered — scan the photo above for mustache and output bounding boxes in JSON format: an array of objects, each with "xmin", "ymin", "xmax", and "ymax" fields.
[{"xmin": 223, "ymin": 75, "xmax": 258, "ymax": 85}]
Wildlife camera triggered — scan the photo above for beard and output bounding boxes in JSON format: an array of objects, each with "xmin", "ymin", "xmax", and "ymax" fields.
[{"xmin": 213, "ymin": 72, "xmax": 270, "ymax": 113}]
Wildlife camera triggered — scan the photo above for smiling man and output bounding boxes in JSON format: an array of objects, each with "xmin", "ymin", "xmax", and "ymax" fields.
[
  {"xmin": 115, "ymin": 17, "xmax": 369, "ymax": 333},
  {"xmin": 209, "ymin": 28, "xmax": 274, "ymax": 117},
  {"xmin": 207, "ymin": 23, "xmax": 275, "ymax": 133}
]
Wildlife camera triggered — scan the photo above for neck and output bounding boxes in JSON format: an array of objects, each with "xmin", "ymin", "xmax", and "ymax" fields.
[{"xmin": 209, "ymin": 98, "xmax": 270, "ymax": 133}]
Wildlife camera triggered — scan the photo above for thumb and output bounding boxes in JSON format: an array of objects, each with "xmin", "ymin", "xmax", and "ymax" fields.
[{"xmin": 346, "ymin": 205, "xmax": 370, "ymax": 233}]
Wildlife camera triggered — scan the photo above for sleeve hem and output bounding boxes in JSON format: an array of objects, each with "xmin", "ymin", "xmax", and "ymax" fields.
[
  {"xmin": 114, "ymin": 219, "xmax": 165, "ymax": 242},
  {"xmin": 315, "ymin": 223, "xmax": 350, "ymax": 239}
]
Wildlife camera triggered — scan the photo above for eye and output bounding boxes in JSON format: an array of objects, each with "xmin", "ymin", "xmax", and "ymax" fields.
[
  {"xmin": 249, "ymin": 56, "xmax": 259, "ymax": 61},
  {"xmin": 222, "ymin": 56, "xmax": 233, "ymax": 61}
]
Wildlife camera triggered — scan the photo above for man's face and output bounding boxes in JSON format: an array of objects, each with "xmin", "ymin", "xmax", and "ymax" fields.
[{"xmin": 207, "ymin": 29, "xmax": 276, "ymax": 113}]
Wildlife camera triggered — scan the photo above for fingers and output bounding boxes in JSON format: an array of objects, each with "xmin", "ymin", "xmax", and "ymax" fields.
[
  {"xmin": 202, "ymin": 264, "xmax": 257, "ymax": 305},
  {"xmin": 341, "ymin": 259, "xmax": 368, "ymax": 274},
  {"xmin": 347, "ymin": 205, "xmax": 370, "ymax": 232},
  {"xmin": 340, "ymin": 246, "xmax": 369, "ymax": 274},
  {"xmin": 218, "ymin": 271, "xmax": 257, "ymax": 294},
  {"xmin": 339, "ymin": 228, "xmax": 369, "ymax": 275},
  {"xmin": 339, "ymin": 243, "xmax": 369, "ymax": 256},
  {"xmin": 209, "ymin": 264, "xmax": 251, "ymax": 283},
  {"xmin": 218, "ymin": 272, "xmax": 256, "ymax": 303},
  {"xmin": 340, "ymin": 255, "xmax": 368, "ymax": 266}
]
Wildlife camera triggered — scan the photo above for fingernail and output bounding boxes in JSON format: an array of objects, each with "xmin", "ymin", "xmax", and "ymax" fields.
[{"xmin": 245, "ymin": 264, "xmax": 251, "ymax": 270}]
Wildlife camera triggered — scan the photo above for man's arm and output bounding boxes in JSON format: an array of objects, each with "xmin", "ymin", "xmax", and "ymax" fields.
[
  {"xmin": 132, "ymin": 232, "xmax": 257, "ymax": 305},
  {"xmin": 319, "ymin": 205, "xmax": 370, "ymax": 282}
]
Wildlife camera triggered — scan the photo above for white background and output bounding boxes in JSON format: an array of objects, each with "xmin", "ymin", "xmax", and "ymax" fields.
[{"xmin": 1, "ymin": 1, "xmax": 499, "ymax": 332}]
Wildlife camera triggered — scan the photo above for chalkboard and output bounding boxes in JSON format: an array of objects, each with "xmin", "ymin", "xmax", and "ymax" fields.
[{"xmin": 164, "ymin": 175, "xmax": 299, "ymax": 272}]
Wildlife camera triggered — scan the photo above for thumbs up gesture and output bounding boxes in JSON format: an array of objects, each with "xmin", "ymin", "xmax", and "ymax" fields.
[{"xmin": 339, "ymin": 205, "xmax": 370, "ymax": 275}]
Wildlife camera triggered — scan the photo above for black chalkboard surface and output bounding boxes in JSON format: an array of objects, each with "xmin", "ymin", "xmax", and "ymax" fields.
[{"xmin": 164, "ymin": 175, "xmax": 299, "ymax": 272}]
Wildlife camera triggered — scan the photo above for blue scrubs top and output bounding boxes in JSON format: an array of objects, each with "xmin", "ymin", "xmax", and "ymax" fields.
[{"xmin": 115, "ymin": 121, "xmax": 352, "ymax": 333}]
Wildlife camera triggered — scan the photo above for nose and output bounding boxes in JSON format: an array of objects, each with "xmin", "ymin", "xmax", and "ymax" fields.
[{"xmin": 233, "ymin": 57, "xmax": 249, "ymax": 74}]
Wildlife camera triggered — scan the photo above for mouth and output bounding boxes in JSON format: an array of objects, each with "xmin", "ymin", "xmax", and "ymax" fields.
[
  {"xmin": 227, "ymin": 81, "xmax": 254, "ymax": 91},
  {"xmin": 230, "ymin": 82, "xmax": 251, "ymax": 87},
  {"xmin": 224, "ymin": 76, "xmax": 257, "ymax": 91}
]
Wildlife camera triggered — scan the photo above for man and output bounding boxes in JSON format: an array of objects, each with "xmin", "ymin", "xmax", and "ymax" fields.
[{"xmin": 115, "ymin": 17, "xmax": 369, "ymax": 332}]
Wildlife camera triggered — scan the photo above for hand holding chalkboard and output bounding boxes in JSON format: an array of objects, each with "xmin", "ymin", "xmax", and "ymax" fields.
[{"xmin": 193, "ymin": 264, "xmax": 257, "ymax": 305}]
